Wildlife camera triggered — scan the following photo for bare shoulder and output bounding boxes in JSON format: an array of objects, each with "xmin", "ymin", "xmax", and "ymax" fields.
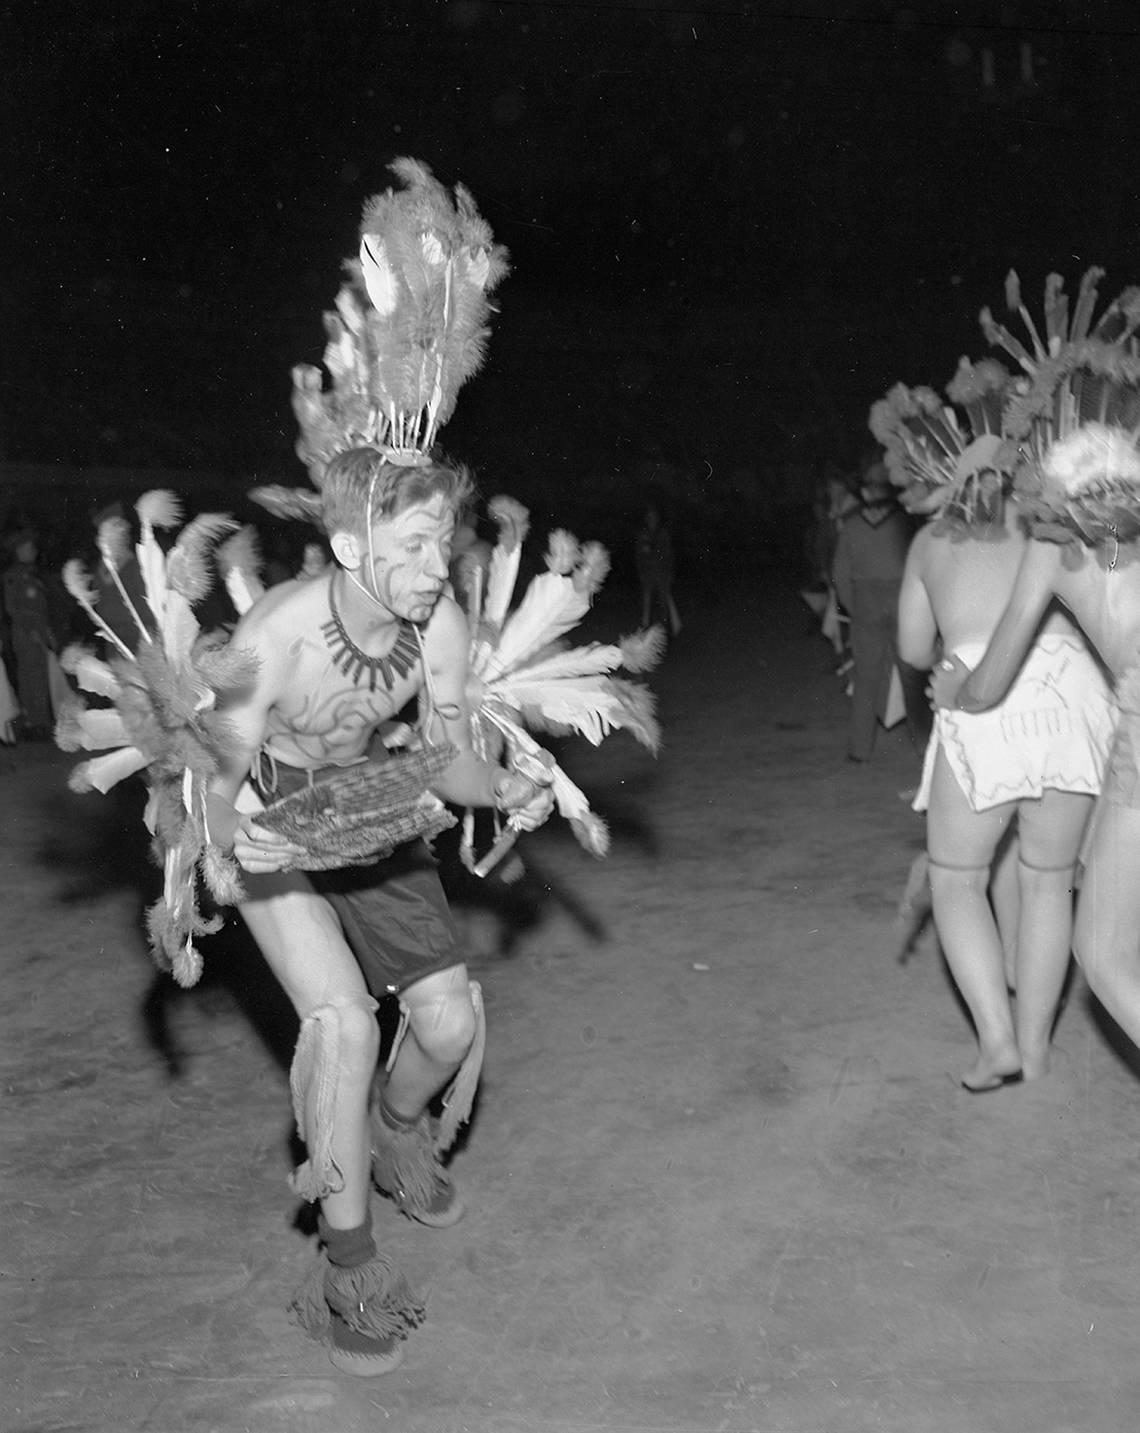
[
  {"xmin": 232, "ymin": 579, "xmax": 320, "ymax": 666},
  {"xmin": 421, "ymin": 593, "xmax": 469, "ymax": 662}
]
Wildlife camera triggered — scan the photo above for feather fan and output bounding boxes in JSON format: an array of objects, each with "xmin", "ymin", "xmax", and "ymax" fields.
[
  {"xmin": 427, "ymin": 497, "xmax": 663, "ymax": 873},
  {"xmin": 57, "ymin": 492, "xmax": 257, "ymax": 987}
]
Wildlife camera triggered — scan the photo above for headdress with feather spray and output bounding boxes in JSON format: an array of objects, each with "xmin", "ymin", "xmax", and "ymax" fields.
[
  {"xmin": 56, "ymin": 494, "xmax": 262, "ymax": 988},
  {"xmin": 868, "ymin": 363, "xmax": 1012, "ymax": 529},
  {"xmin": 978, "ymin": 267, "xmax": 1140, "ymax": 553},
  {"xmin": 250, "ymin": 157, "xmax": 509, "ymax": 525}
]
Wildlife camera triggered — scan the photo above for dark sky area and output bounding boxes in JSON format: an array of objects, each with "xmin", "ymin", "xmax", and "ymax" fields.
[{"xmin": 5, "ymin": 1, "xmax": 1140, "ymax": 520}]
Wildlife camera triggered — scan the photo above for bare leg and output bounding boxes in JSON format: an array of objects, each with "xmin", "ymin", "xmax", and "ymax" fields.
[
  {"xmin": 1012, "ymin": 789, "xmax": 1092, "ymax": 1079},
  {"xmin": 1074, "ymin": 801, "xmax": 1140, "ymax": 1046},
  {"xmin": 988, "ymin": 825, "xmax": 1020, "ymax": 991},
  {"xmin": 926, "ymin": 749, "xmax": 1020, "ymax": 1089}
]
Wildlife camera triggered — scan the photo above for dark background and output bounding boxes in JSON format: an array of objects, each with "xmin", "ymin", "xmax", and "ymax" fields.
[{"xmin": 4, "ymin": 0, "xmax": 1140, "ymax": 567}]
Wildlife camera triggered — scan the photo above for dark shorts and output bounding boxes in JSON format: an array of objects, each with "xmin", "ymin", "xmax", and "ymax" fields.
[
  {"xmin": 251, "ymin": 754, "xmax": 462, "ymax": 997},
  {"xmin": 312, "ymin": 843, "xmax": 462, "ymax": 996}
]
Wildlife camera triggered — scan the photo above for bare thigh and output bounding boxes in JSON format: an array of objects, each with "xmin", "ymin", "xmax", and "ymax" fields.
[
  {"xmin": 1015, "ymin": 789, "xmax": 1094, "ymax": 869},
  {"xmin": 926, "ymin": 747, "xmax": 1013, "ymax": 866},
  {"xmin": 238, "ymin": 868, "xmax": 369, "ymax": 1017}
]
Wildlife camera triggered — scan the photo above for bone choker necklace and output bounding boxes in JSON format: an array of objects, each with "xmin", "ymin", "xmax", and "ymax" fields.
[{"xmin": 321, "ymin": 580, "xmax": 419, "ymax": 693}]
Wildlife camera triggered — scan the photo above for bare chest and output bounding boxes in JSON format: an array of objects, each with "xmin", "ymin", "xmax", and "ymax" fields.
[{"xmin": 265, "ymin": 627, "xmax": 423, "ymax": 765}]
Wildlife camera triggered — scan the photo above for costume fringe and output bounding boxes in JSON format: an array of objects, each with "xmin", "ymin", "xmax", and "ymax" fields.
[
  {"xmin": 436, "ymin": 979, "xmax": 485, "ymax": 1155},
  {"xmin": 370, "ymin": 1109, "xmax": 440, "ymax": 1214},
  {"xmin": 287, "ymin": 997, "xmax": 376, "ymax": 1202},
  {"xmin": 291, "ymin": 1247, "xmax": 425, "ymax": 1342}
]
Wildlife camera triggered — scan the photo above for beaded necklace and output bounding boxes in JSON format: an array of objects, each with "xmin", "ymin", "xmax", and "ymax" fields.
[{"xmin": 320, "ymin": 580, "xmax": 419, "ymax": 694}]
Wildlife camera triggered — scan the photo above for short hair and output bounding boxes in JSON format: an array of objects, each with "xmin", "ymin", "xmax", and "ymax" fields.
[{"xmin": 320, "ymin": 447, "xmax": 475, "ymax": 537}]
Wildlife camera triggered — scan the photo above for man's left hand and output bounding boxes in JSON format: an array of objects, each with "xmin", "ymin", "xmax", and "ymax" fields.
[{"xmin": 494, "ymin": 757, "xmax": 556, "ymax": 832}]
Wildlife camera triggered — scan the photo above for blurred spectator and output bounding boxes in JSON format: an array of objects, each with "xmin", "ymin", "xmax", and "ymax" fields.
[
  {"xmin": 832, "ymin": 459, "xmax": 926, "ymax": 761},
  {"xmin": 297, "ymin": 539, "xmax": 332, "ymax": 581},
  {"xmin": 634, "ymin": 502, "xmax": 682, "ymax": 636},
  {"xmin": 2, "ymin": 529, "xmax": 57, "ymax": 737}
]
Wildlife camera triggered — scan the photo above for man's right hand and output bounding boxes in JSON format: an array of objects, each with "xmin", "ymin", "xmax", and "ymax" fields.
[{"xmin": 233, "ymin": 818, "xmax": 309, "ymax": 875}]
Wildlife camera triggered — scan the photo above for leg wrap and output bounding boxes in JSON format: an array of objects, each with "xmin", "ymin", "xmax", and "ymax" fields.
[
  {"xmin": 436, "ymin": 979, "xmax": 485, "ymax": 1155},
  {"xmin": 287, "ymin": 992, "xmax": 378, "ymax": 1203}
]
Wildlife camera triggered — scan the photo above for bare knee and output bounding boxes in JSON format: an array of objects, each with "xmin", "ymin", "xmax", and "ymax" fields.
[
  {"xmin": 1016, "ymin": 859, "xmax": 1075, "ymax": 901},
  {"xmin": 409, "ymin": 990, "xmax": 476, "ymax": 1069},
  {"xmin": 326, "ymin": 998, "xmax": 381, "ymax": 1082}
]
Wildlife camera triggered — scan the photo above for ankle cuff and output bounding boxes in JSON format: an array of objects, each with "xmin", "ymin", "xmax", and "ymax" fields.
[{"xmin": 319, "ymin": 1216, "xmax": 376, "ymax": 1269}]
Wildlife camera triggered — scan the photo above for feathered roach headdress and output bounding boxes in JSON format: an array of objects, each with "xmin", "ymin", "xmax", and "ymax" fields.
[
  {"xmin": 868, "ymin": 361, "xmax": 1013, "ymax": 529},
  {"xmin": 56, "ymin": 494, "xmax": 263, "ymax": 988},
  {"xmin": 979, "ymin": 267, "xmax": 1140, "ymax": 551},
  {"xmin": 251, "ymin": 157, "xmax": 509, "ymax": 526}
]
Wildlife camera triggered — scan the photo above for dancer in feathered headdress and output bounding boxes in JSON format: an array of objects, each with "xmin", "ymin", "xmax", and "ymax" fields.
[
  {"xmin": 914, "ymin": 268, "xmax": 1140, "ymax": 1086},
  {"xmin": 171, "ymin": 159, "xmax": 661, "ymax": 1378}
]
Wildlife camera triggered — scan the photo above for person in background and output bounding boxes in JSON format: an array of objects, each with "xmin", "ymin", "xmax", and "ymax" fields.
[
  {"xmin": 832, "ymin": 459, "xmax": 924, "ymax": 761},
  {"xmin": 634, "ymin": 502, "xmax": 681, "ymax": 636},
  {"xmin": 2, "ymin": 529, "xmax": 57, "ymax": 738},
  {"xmin": 297, "ymin": 538, "xmax": 332, "ymax": 581}
]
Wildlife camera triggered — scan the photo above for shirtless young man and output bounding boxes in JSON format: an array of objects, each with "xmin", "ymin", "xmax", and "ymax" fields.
[
  {"xmin": 933, "ymin": 517, "xmax": 1140, "ymax": 1054},
  {"xmin": 900, "ymin": 504, "xmax": 1115, "ymax": 1089},
  {"xmin": 205, "ymin": 446, "xmax": 553, "ymax": 1375}
]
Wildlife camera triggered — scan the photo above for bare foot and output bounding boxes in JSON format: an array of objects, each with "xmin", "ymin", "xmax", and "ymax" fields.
[{"xmin": 961, "ymin": 1045, "xmax": 1023, "ymax": 1093}]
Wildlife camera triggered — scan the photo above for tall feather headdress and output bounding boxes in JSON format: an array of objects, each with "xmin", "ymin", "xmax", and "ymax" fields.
[
  {"xmin": 57, "ymin": 492, "xmax": 263, "ymax": 987},
  {"xmin": 252, "ymin": 158, "xmax": 509, "ymax": 526},
  {"xmin": 984, "ymin": 268, "xmax": 1140, "ymax": 548}
]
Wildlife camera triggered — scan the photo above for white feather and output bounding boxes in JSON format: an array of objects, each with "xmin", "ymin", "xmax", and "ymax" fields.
[
  {"xmin": 160, "ymin": 590, "xmax": 202, "ymax": 665},
  {"xmin": 74, "ymin": 746, "xmax": 150, "ymax": 794},
  {"xmin": 488, "ymin": 680, "xmax": 636, "ymax": 746},
  {"xmin": 72, "ymin": 708, "xmax": 130, "ymax": 750},
  {"xmin": 486, "ymin": 573, "xmax": 591, "ymax": 679},
  {"xmin": 497, "ymin": 642, "xmax": 624, "ymax": 686},
  {"xmin": 224, "ymin": 567, "xmax": 262, "ymax": 616},
  {"xmin": 360, "ymin": 234, "xmax": 398, "ymax": 316},
  {"xmin": 61, "ymin": 647, "xmax": 121, "ymax": 698},
  {"xmin": 481, "ymin": 539, "xmax": 523, "ymax": 631}
]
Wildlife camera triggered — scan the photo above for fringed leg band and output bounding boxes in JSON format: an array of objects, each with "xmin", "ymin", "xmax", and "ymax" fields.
[{"xmin": 287, "ymin": 992, "xmax": 379, "ymax": 1203}]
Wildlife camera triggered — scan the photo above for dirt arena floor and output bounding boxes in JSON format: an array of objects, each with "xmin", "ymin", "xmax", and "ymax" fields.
[{"xmin": 5, "ymin": 578, "xmax": 1140, "ymax": 1433}]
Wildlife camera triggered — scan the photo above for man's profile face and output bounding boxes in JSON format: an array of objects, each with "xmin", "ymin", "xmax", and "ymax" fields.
[{"xmin": 365, "ymin": 493, "xmax": 457, "ymax": 623}]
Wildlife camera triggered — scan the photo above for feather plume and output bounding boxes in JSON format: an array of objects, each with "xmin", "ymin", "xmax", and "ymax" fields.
[
  {"xmin": 283, "ymin": 158, "xmax": 508, "ymax": 505},
  {"xmin": 248, "ymin": 483, "xmax": 327, "ymax": 526},
  {"xmin": 62, "ymin": 559, "xmax": 134, "ymax": 659},
  {"xmin": 165, "ymin": 514, "xmax": 237, "ymax": 604},
  {"xmin": 620, "ymin": 626, "xmax": 667, "ymax": 672},
  {"xmin": 217, "ymin": 526, "xmax": 265, "ymax": 615},
  {"xmin": 136, "ymin": 489, "xmax": 183, "ymax": 531},
  {"xmin": 97, "ymin": 515, "xmax": 133, "ymax": 569}
]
